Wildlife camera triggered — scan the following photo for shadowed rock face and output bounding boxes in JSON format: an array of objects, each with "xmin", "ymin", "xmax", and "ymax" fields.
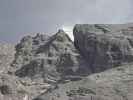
[{"xmin": 73, "ymin": 24, "xmax": 133, "ymax": 73}]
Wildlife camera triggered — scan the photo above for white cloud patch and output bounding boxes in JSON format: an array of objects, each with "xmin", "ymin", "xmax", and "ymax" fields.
[{"xmin": 62, "ymin": 26, "xmax": 74, "ymax": 41}]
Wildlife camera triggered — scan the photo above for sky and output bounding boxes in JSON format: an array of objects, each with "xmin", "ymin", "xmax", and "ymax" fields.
[{"xmin": 0, "ymin": 0, "xmax": 133, "ymax": 43}]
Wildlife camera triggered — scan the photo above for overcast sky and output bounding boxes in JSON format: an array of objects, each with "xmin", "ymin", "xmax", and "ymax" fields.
[{"xmin": 0, "ymin": 0, "xmax": 133, "ymax": 43}]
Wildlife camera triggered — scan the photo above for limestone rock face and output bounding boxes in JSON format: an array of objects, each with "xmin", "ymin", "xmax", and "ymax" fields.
[
  {"xmin": 12, "ymin": 30, "xmax": 86, "ymax": 83},
  {"xmin": 73, "ymin": 24, "xmax": 133, "ymax": 73}
]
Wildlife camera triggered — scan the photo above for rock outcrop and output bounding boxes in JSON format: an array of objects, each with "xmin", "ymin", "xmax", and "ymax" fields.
[
  {"xmin": 11, "ymin": 30, "xmax": 87, "ymax": 84},
  {"xmin": 1, "ymin": 24, "xmax": 133, "ymax": 100},
  {"xmin": 73, "ymin": 24, "xmax": 133, "ymax": 73}
]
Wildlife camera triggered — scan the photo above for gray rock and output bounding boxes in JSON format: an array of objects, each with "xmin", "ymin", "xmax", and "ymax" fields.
[
  {"xmin": 2, "ymin": 24, "xmax": 133, "ymax": 100},
  {"xmin": 73, "ymin": 24, "xmax": 133, "ymax": 73},
  {"xmin": 12, "ymin": 30, "xmax": 87, "ymax": 84},
  {"xmin": 34, "ymin": 63, "xmax": 133, "ymax": 100}
]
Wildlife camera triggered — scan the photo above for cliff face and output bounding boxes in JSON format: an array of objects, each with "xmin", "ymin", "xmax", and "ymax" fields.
[
  {"xmin": 1, "ymin": 24, "xmax": 133, "ymax": 100},
  {"xmin": 73, "ymin": 24, "xmax": 133, "ymax": 73}
]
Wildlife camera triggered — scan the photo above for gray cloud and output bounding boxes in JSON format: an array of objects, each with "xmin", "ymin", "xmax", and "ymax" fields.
[{"xmin": 0, "ymin": 0, "xmax": 133, "ymax": 43}]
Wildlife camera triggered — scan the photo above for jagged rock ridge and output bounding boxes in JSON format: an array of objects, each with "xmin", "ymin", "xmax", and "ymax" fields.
[{"xmin": 11, "ymin": 29, "xmax": 87, "ymax": 84}]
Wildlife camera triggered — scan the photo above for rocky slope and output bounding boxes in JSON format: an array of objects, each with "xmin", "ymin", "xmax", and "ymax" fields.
[
  {"xmin": 35, "ymin": 64, "xmax": 133, "ymax": 100},
  {"xmin": 1, "ymin": 24, "xmax": 133, "ymax": 100}
]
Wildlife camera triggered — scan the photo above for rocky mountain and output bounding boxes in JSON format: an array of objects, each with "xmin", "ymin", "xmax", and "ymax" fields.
[
  {"xmin": 11, "ymin": 29, "xmax": 87, "ymax": 82},
  {"xmin": 1, "ymin": 24, "xmax": 133, "ymax": 100},
  {"xmin": 5, "ymin": 29, "xmax": 87, "ymax": 99}
]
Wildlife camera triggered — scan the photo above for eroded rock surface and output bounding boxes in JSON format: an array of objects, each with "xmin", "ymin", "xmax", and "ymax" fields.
[
  {"xmin": 12, "ymin": 30, "xmax": 87, "ymax": 84},
  {"xmin": 73, "ymin": 24, "xmax": 133, "ymax": 73}
]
